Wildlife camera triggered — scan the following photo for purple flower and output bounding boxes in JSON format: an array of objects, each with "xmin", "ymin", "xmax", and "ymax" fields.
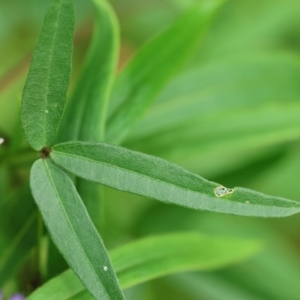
[
  {"xmin": 9, "ymin": 294, "xmax": 25, "ymax": 300},
  {"xmin": 0, "ymin": 290, "xmax": 25, "ymax": 300}
]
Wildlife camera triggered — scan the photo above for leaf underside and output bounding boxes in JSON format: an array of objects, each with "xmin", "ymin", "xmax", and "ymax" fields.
[
  {"xmin": 30, "ymin": 159, "xmax": 125, "ymax": 300},
  {"xmin": 50, "ymin": 141, "xmax": 300, "ymax": 218}
]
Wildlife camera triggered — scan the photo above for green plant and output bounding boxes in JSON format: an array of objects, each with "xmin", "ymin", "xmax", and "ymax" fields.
[{"xmin": 2, "ymin": 0, "xmax": 300, "ymax": 299}]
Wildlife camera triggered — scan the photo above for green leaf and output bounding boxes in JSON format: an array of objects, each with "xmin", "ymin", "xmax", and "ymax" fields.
[
  {"xmin": 137, "ymin": 204, "xmax": 300, "ymax": 300},
  {"xmin": 50, "ymin": 141, "xmax": 300, "ymax": 217},
  {"xmin": 30, "ymin": 159, "xmax": 125, "ymax": 300},
  {"xmin": 0, "ymin": 186, "xmax": 37, "ymax": 285},
  {"xmin": 105, "ymin": 0, "xmax": 225, "ymax": 145},
  {"xmin": 166, "ymin": 273, "xmax": 256, "ymax": 300},
  {"xmin": 76, "ymin": 179, "xmax": 104, "ymax": 233},
  {"xmin": 0, "ymin": 166, "xmax": 8, "ymax": 200},
  {"xmin": 21, "ymin": 0, "xmax": 74, "ymax": 151},
  {"xmin": 127, "ymin": 104, "xmax": 300, "ymax": 177},
  {"xmin": 27, "ymin": 232, "xmax": 262, "ymax": 300},
  {"xmin": 195, "ymin": 0, "xmax": 300, "ymax": 62},
  {"xmin": 56, "ymin": 0, "xmax": 119, "ymax": 232},
  {"xmin": 0, "ymin": 214, "xmax": 37, "ymax": 285},
  {"xmin": 124, "ymin": 54, "xmax": 300, "ymax": 176},
  {"xmin": 127, "ymin": 54, "xmax": 300, "ymax": 143},
  {"xmin": 178, "ymin": 208, "xmax": 300, "ymax": 299},
  {"xmin": 110, "ymin": 232, "xmax": 262, "ymax": 289},
  {"xmin": 57, "ymin": 0, "xmax": 119, "ymax": 143},
  {"xmin": 250, "ymin": 148, "xmax": 300, "ymax": 201}
]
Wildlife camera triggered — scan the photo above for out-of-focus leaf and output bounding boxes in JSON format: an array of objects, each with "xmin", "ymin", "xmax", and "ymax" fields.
[
  {"xmin": 105, "ymin": 0, "xmax": 225, "ymax": 145},
  {"xmin": 127, "ymin": 55, "xmax": 300, "ymax": 141},
  {"xmin": 0, "ymin": 214, "xmax": 37, "ymax": 285},
  {"xmin": 21, "ymin": 0, "xmax": 74, "ymax": 151},
  {"xmin": 30, "ymin": 159, "xmax": 125, "ymax": 300},
  {"xmin": 165, "ymin": 273, "xmax": 261, "ymax": 300},
  {"xmin": 198, "ymin": 0, "xmax": 300, "ymax": 61},
  {"xmin": 249, "ymin": 147, "xmax": 300, "ymax": 202},
  {"xmin": 27, "ymin": 232, "xmax": 262, "ymax": 300},
  {"xmin": 109, "ymin": 233, "xmax": 262, "ymax": 289},
  {"xmin": 50, "ymin": 141, "xmax": 300, "ymax": 217},
  {"xmin": 0, "ymin": 186, "xmax": 37, "ymax": 285},
  {"xmin": 0, "ymin": 166, "xmax": 8, "ymax": 201},
  {"xmin": 58, "ymin": 0, "xmax": 119, "ymax": 143},
  {"xmin": 137, "ymin": 205, "xmax": 300, "ymax": 300},
  {"xmin": 0, "ymin": 77, "xmax": 25, "ymax": 137},
  {"xmin": 130, "ymin": 104, "xmax": 300, "ymax": 169},
  {"xmin": 125, "ymin": 54, "xmax": 300, "ymax": 175},
  {"xmin": 57, "ymin": 0, "xmax": 119, "ymax": 232}
]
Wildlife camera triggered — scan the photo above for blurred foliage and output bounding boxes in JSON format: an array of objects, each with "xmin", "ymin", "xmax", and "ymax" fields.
[{"xmin": 1, "ymin": 0, "xmax": 300, "ymax": 299}]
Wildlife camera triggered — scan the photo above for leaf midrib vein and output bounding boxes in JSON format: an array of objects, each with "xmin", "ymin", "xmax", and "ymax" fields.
[
  {"xmin": 43, "ymin": 160, "xmax": 104, "ymax": 294},
  {"xmin": 53, "ymin": 150, "xmax": 211, "ymax": 195},
  {"xmin": 43, "ymin": 4, "xmax": 62, "ymax": 147},
  {"xmin": 51, "ymin": 150, "xmax": 284, "ymax": 210}
]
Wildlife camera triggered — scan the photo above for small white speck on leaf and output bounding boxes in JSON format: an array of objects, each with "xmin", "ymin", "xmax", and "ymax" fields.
[
  {"xmin": 0, "ymin": 138, "xmax": 4, "ymax": 145},
  {"xmin": 104, "ymin": 266, "xmax": 108, "ymax": 272},
  {"xmin": 245, "ymin": 201, "xmax": 250, "ymax": 204},
  {"xmin": 214, "ymin": 185, "xmax": 234, "ymax": 198},
  {"xmin": 45, "ymin": 110, "xmax": 49, "ymax": 114}
]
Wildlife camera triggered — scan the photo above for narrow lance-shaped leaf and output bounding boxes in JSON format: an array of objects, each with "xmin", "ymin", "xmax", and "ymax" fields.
[
  {"xmin": 30, "ymin": 159, "xmax": 125, "ymax": 300},
  {"xmin": 76, "ymin": 179, "xmax": 103, "ymax": 233},
  {"xmin": 27, "ymin": 232, "xmax": 262, "ymax": 300},
  {"xmin": 21, "ymin": 0, "xmax": 74, "ymax": 151},
  {"xmin": 105, "ymin": 0, "xmax": 225, "ymax": 145},
  {"xmin": 57, "ymin": 0, "xmax": 119, "ymax": 143},
  {"xmin": 50, "ymin": 141, "xmax": 300, "ymax": 217},
  {"xmin": 56, "ymin": 0, "xmax": 119, "ymax": 232}
]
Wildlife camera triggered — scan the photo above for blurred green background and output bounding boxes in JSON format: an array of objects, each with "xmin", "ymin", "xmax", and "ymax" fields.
[{"xmin": 1, "ymin": 0, "xmax": 300, "ymax": 299}]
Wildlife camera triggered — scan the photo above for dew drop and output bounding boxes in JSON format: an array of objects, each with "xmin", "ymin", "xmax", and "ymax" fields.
[
  {"xmin": 214, "ymin": 185, "xmax": 234, "ymax": 198},
  {"xmin": 0, "ymin": 137, "xmax": 4, "ymax": 145},
  {"xmin": 104, "ymin": 266, "xmax": 108, "ymax": 272}
]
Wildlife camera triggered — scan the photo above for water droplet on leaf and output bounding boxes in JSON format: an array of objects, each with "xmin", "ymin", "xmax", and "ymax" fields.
[{"xmin": 104, "ymin": 266, "xmax": 108, "ymax": 272}]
